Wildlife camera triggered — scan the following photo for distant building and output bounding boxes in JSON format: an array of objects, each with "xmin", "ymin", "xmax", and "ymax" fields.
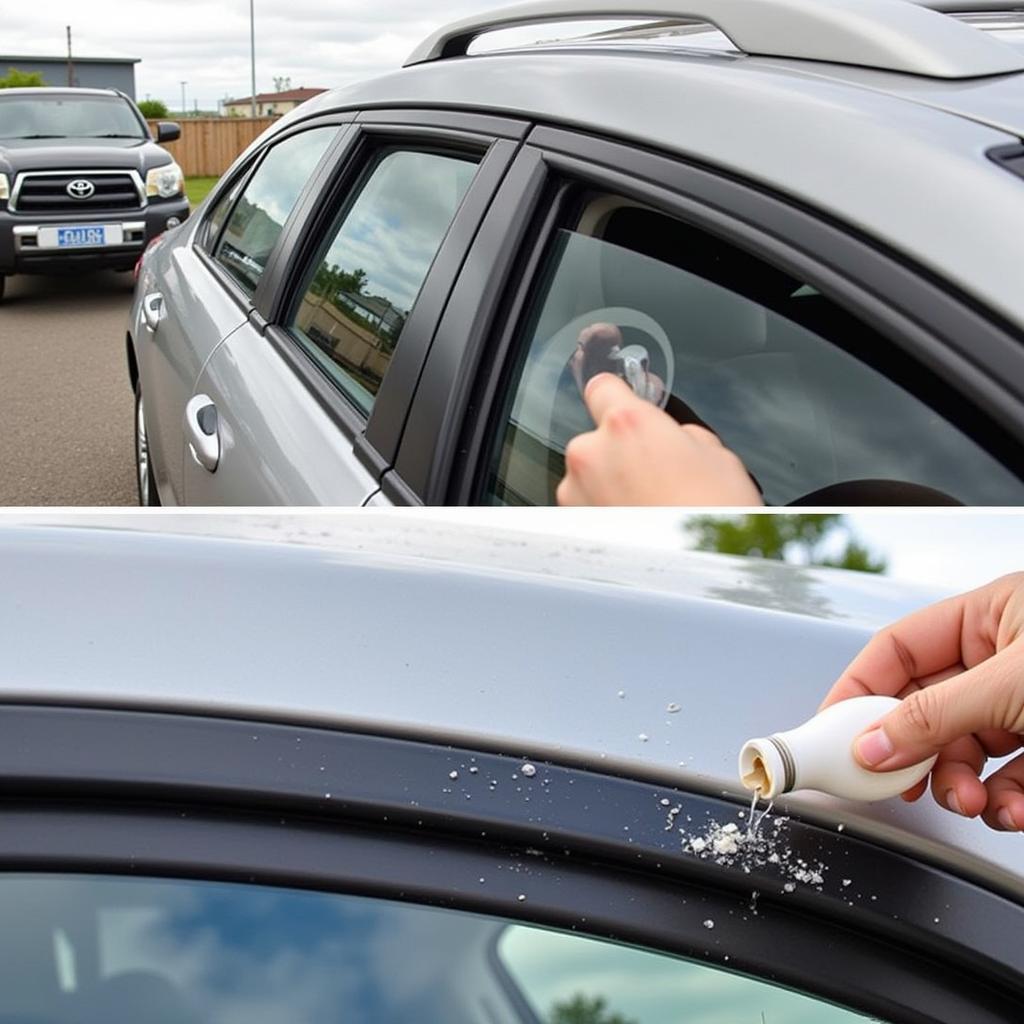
[
  {"xmin": 0, "ymin": 55, "xmax": 139, "ymax": 98},
  {"xmin": 222, "ymin": 87, "xmax": 327, "ymax": 117}
]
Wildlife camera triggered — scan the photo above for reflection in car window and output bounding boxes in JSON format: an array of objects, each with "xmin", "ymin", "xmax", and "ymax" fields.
[
  {"xmin": 485, "ymin": 201, "xmax": 1024, "ymax": 506},
  {"xmin": 290, "ymin": 149, "xmax": 478, "ymax": 416},
  {"xmin": 203, "ymin": 171, "xmax": 249, "ymax": 252},
  {"xmin": 500, "ymin": 925, "xmax": 878, "ymax": 1024},
  {"xmin": 213, "ymin": 127, "xmax": 336, "ymax": 295},
  {"xmin": 0, "ymin": 94, "xmax": 144, "ymax": 139},
  {"xmin": 1, "ymin": 874, "xmax": 883, "ymax": 1023}
]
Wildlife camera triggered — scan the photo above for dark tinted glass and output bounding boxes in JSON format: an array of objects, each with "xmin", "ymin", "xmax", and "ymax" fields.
[
  {"xmin": 290, "ymin": 149, "xmax": 477, "ymax": 415},
  {"xmin": 0, "ymin": 95, "xmax": 144, "ymax": 139},
  {"xmin": 486, "ymin": 203, "xmax": 1024, "ymax": 506},
  {"xmin": 214, "ymin": 127, "xmax": 336, "ymax": 294},
  {"xmin": 0, "ymin": 874, "xmax": 878, "ymax": 1023}
]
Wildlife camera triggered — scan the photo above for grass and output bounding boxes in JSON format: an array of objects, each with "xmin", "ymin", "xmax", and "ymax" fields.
[{"xmin": 185, "ymin": 176, "xmax": 219, "ymax": 208}]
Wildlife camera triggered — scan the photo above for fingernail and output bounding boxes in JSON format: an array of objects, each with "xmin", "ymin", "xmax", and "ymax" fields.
[
  {"xmin": 998, "ymin": 808, "xmax": 1019, "ymax": 832},
  {"xmin": 855, "ymin": 728, "xmax": 894, "ymax": 767},
  {"xmin": 946, "ymin": 790, "xmax": 965, "ymax": 816}
]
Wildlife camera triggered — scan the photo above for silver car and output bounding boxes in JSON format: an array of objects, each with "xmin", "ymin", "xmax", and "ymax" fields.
[
  {"xmin": 0, "ymin": 514, "xmax": 1021, "ymax": 1021},
  {"xmin": 128, "ymin": 0, "xmax": 1024, "ymax": 506}
]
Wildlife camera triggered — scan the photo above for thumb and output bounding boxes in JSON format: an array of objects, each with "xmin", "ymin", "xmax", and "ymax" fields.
[{"xmin": 854, "ymin": 651, "xmax": 1024, "ymax": 771}]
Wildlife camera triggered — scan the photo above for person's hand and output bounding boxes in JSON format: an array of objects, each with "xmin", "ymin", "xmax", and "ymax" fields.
[
  {"xmin": 556, "ymin": 373, "xmax": 763, "ymax": 506},
  {"xmin": 820, "ymin": 574, "xmax": 1024, "ymax": 831}
]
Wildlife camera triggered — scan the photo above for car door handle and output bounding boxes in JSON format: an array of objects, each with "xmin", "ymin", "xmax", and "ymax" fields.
[
  {"xmin": 142, "ymin": 292, "xmax": 163, "ymax": 331},
  {"xmin": 184, "ymin": 394, "xmax": 220, "ymax": 472}
]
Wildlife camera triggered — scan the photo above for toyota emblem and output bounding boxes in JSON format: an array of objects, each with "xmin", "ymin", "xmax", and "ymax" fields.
[{"xmin": 66, "ymin": 179, "xmax": 95, "ymax": 200}]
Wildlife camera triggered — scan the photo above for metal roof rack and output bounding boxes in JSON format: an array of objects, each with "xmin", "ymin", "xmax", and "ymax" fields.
[{"xmin": 404, "ymin": 0, "xmax": 1024, "ymax": 78}]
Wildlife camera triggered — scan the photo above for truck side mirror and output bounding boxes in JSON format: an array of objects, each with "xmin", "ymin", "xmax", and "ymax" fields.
[{"xmin": 156, "ymin": 122, "xmax": 181, "ymax": 143}]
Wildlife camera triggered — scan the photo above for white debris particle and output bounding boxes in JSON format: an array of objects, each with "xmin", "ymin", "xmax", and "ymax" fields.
[
  {"xmin": 660, "ymin": 798, "xmax": 671, "ymax": 807},
  {"xmin": 469, "ymin": 767, "xmax": 479, "ymax": 774},
  {"xmin": 638, "ymin": 733, "xmax": 649, "ymax": 743},
  {"xmin": 837, "ymin": 824, "xmax": 845, "ymax": 832},
  {"xmin": 675, "ymin": 802, "xmax": 828, "ymax": 893},
  {"xmin": 521, "ymin": 763, "xmax": 537, "ymax": 778},
  {"xmin": 666, "ymin": 702, "xmax": 681, "ymax": 713},
  {"xmin": 517, "ymin": 894, "xmax": 526, "ymax": 902},
  {"xmin": 713, "ymin": 833, "xmax": 739, "ymax": 856},
  {"xmin": 934, "ymin": 917, "xmax": 940, "ymax": 924},
  {"xmin": 617, "ymin": 691, "xmax": 626, "ymax": 699},
  {"xmin": 703, "ymin": 919, "xmax": 715, "ymax": 929},
  {"xmin": 449, "ymin": 771, "xmax": 459, "ymax": 780},
  {"xmin": 842, "ymin": 879, "xmax": 852, "ymax": 887}
]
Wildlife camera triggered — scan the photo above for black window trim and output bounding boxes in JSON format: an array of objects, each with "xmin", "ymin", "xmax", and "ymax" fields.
[
  {"xmin": 0, "ymin": 703, "xmax": 1020, "ymax": 1024},
  {"xmin": 397, "ymin": 127, "xmax": 1024, "ymax": 506},
  {"xmin": 254, "ymin": 119, "xmax": 524, "ymax": 484}
]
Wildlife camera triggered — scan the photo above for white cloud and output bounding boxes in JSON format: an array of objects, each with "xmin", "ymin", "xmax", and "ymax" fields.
[{"xmin": 2, "ymin": 1, "xmax": 615, "ymax": 110}]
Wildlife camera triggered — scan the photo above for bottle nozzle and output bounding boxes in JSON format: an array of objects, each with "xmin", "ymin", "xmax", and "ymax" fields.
[{"xmin": 738, "ymin": 738, "xmax": 791, "ymax": 800}]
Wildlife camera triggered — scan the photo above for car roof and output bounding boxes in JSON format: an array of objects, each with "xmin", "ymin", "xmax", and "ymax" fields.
[
  {"xmin": 282, "ymin": 20, "xmax": 1024, "ymax": 330},
  {"xmin": 1, "ymin": 515, "xmax": 1019, "ymax": 900}
]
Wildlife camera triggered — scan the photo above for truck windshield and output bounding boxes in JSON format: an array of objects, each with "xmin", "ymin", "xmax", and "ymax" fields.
[{"xmin": 0, "ymin": 95, "xmax": 145, "ymax": 140}]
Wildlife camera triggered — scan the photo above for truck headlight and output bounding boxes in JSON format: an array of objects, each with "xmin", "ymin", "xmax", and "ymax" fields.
[
  {"xmin": 145, "ymin": 162, "xmax": 184, "ymax": 199},
  {"xmin": 0, "ymin": 173, "xmax": 9, "ymax": 201}
]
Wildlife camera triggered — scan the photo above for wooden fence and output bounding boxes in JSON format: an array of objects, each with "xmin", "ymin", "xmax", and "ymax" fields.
[{"xmin": 147, "ymin": 117, "xmax": 277, "ymax": 178}]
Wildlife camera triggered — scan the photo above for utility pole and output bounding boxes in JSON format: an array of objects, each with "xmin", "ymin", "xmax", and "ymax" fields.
[
  {"xmin": 250, "ymin": 0, "xmax": 257, "ymax": 118},
  {"xmin": 180, "ymin": 81, "xmax": 187, "ymax": 116},
  {"xmin": 66, "ymin": 26, "xmax": 73, "ymax": 87}
]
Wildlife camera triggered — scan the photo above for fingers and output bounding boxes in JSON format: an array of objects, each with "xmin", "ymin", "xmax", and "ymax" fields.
[
  {"xmin": 852, "ymin": 648, "xmax": 1024, "ymax": 771},
  {"xmin": 583, "ymin": 372, "xmax": 645, "ymax": 426},
  {"xmin": 928, "ymin": 734, "xmax": 988, "ymax": 818},
  {"xmin": 981, "ymin": 752, "xmax": 1024, "ymax": 831},
  {"xmin": 820, "ymin": 594, "xmax": 972, "ymax": 710}
]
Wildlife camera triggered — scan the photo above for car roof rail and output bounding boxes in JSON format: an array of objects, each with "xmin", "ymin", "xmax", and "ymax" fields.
[{"xmin": 404, "ymin": 0, "xmax": 1024, "ymax": 78}]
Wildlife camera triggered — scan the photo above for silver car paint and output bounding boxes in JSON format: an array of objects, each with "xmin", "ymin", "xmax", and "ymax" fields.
[
  {"xmin": 133, "ymin": 220, "xmax": 247, "ymax": 503},
  {"xmin": 0, "ymin": 516, "xmax": 1019, "ymax": 898},
  {"xmin": 288, "ymin": 49, "xmax": 1024, "ymax": 329},
  {"xmin": 184, "ymin": 322, "xmax": 383, "ymax": 505}
]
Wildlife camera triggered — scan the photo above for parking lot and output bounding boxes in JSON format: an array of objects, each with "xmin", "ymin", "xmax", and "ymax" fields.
[{"xmin": 0, "ymin": 272, "xmax": 136, "ymax": 505}]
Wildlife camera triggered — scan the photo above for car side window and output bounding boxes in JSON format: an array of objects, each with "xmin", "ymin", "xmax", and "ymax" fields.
[
  {"xmin": 288, "ymin": 148, "xmax": 478, "ymax": 417},
  {"xmin": 2, "ymin": 874, "xmax": 882, "ymax": 1023},
  {"xmin": 499, "ymin": 924, "xmax": 874, "ymax": 1024},
  {"xmin": 213, "ymin": 127, "xmax": 337, "ymax": 295},
  {"xmin": 201, "ymin": 170, "xmax": 249, "ymax": 252},
  {"xmin": 484, "ymin": 197, "xmax": 1024, "ymax": 506}
]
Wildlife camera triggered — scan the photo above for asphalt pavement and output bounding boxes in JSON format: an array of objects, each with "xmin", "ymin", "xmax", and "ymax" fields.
[{"xmin": 0, "ymin": 271, "xmax": 138, "ymax": 505}]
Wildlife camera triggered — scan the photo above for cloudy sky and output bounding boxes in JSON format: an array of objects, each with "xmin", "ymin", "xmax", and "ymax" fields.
[{"xmin": 3, "ymin": 1, "xmax": 618, "ymax": 110}]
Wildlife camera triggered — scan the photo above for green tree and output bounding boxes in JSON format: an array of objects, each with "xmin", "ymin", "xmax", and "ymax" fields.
[
  {"xmin": 550, "ymin": 994, "xmax": 637, "ymax": 1024},
  {"xmin": 0, "ymin": 68, "xmax": 46, "ymax": 88},
  {"xmin": 137, "ymin": 98, "xmax": 170, "ymax": 118},
  {"xmin": 686, "ymin": 514, "xmax": 886, "ymax": 573}
]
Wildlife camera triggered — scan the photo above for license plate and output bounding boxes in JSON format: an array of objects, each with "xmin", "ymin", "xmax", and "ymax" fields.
[{"xmin": 37, "ymin": 224, "xmax": 124, "ymax": 249}]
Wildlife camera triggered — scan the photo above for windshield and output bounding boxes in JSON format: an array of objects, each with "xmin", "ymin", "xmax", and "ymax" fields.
[{"xmin": 0, "ymin": 94, "xmax": 145, "ymax": 140}]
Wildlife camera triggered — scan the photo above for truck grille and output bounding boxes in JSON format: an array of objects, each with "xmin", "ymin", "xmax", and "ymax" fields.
[{"xmin": 13, "ymin": 171, "xmax": 142, "ymax": 213}]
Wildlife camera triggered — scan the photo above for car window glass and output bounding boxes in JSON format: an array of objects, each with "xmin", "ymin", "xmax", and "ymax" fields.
[
  {"xmin": 213, "ymin": 127, "xmax": 336, "ymax": 295},
  {"xmin": 485, "ymin": 200, "xmax": 1024, "ymax": 506},
  {"xmin": 0, "ymin": 94, "xmax": 144, "ymax": 139},
  {"xmin": 1, "ymin": 873, "xmax": 884, "ymax": 1023},
  {"xmin": 289, "ymin": 148, "xmax": 478, "ymax": 417},
  {"xmin": 500, "ymin": 924, "xmax": 874, "ymax": 1024},
  {"xmin": 202, "ymin": 171, "xmax": 249, "ymax": 251}
]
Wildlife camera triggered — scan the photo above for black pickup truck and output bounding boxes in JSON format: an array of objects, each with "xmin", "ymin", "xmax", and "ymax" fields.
[{"xmin": 0, "ymin": 87, "xmax": 190, "ymax": 301}]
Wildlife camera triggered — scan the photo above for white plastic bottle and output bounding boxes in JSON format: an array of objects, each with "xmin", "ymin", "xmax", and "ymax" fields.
[{"xmin": 738, "ymin": 695, "xmax": 937, "ymax": 802}]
